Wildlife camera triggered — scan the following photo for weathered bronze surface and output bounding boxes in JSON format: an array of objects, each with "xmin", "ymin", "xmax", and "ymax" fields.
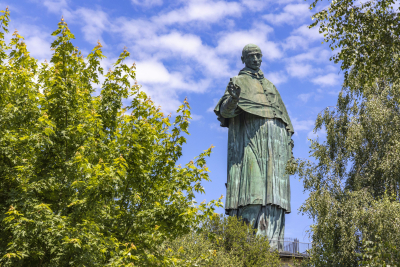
[{"xmin": 214, "ymin": 44, "xmax": 294, "ymax": 243}]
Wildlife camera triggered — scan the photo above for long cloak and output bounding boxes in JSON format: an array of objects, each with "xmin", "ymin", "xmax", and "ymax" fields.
[{"xmin": 214, "ymin": 68, "xmax": 294, "ymax": 215}]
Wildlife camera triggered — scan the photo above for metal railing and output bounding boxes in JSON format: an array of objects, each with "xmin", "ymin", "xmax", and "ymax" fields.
[{"xmin": 269, "ymin": 238, "xmax": 311, "ymax": 256}]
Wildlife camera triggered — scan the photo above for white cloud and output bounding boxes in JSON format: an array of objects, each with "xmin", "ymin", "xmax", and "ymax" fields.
[
  {"xmin": 210, "ymin": 122, "xmax": 228, "ymax": 133},
  {"xmin": 57, "ymin": 4, "xmax": 230, "ymax": 113},
  {"xmin": 325, "ymin": 65, "xmax": 337, "ymax": 72},
  {"xmin": 156, "ymin": 33, "xmax": 207, "ymax": 57},
  {"xmin": 109, "ymin": 16, "xmax": 230, "ymax": 76},
  {"xmin": 263, "ymin": 4, "xmax": 312, "ymax": 25},
  {"xmin": 275, "ymin": 0, "xmax": 304, "ymax": 3},
  {"xmin": 134, "ymin": 60, "xmax": 211, "ymax": 113},
  {"xmin": 25, "ymin": 36, "xmax": 52, "ymax": 59},
  {"xmin": 39, "ymin": 2, "xmax": 109, "ymax": 46},
  {"xmin": 134, "ymin": 31, "xmax": 229, "ymax": 76},
  {"xmin": 282, "ymin": 35, "xmax": 309, "ymax": 50},
  {"xmin": 74, "ymin": 8, "xmax": 110, "ymax": 45},
  {"xmin": 135, "ymin": 60, "xmax": 211, "ymax": 93},
  {"xmin": 131, "ymin": 0, "xmax": 163, "ymax": 7},
  {"xmin": 154, "ymin": 0, "xmax": 242, "ymax": 25},
  {"xmin": 240, "ymin": 0, "xmax": 268, "ymax": 11},
  {"xmin": 191, "ymin": 114, "xmax": 203, "ymax": 121},
  {"xmin": 283, "ymin": 48, "xmax": 331, "ymax": 79},
  {"xmin": 242, "ymin": 0, "xmax": 303, "ymax": 10},
  {"xmin": 41, "ymin": 0, "xmax": 68, "ymax": 13},
  {"xmin": 291, "ymin": 118, "xmax": 314, "ymax": 133},
  {"xmin": 285, "ymin": 62, "xmax": 314, "ymax": 78},
  {"xmin": 287, "ymin": 48, "xmax": 330, "ymax": 64},
  {"xmin": 312, "ymin": 73, "xmax": 341, "ymax": 87},
  {"xmin": 283, "ymin": 24, "xmax": 323, "ymax": 50},
  {"xmin": 298, "ymin": 93, "xmax": 313, "ymax": 103},
  {"xmin": 135, "ymin": 60, "xmax": 202, "ymax": 90},
  {"xmin": 265, "ymin": 71, "xmax": 287, "ymax": 85},
  {"xmin": 292, "ymin": 24, "xmax": 322, "ymax": 41},
  {"xmin": 216, "ymin": 24, "xmax": 281, "ymax": 61},
  {"xmin": 111, "ymin": 17, "xmax": 158, "ymax": 40},
  {"xmin": 14, "ymin": 23, "xmax": 52, "ymax": 61}
]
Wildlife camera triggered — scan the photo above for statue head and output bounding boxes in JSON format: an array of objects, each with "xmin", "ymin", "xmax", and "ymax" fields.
[{"xmin": 241, "ymin": 44, "xmax": 262, "ymax": 71}]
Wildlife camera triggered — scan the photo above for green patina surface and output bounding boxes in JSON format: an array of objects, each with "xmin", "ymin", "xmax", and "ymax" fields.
[
  {"xmin": 213, "ymin": 44, "xmax": 294, "ymax": 240},
  {"xmin": 214, "ymin": 70, "xmax": 293, "ymax": 214},
  {"xmin": 215, "ymin": 68, "xmax": 294, "ymax": 134},
  {"xmin": 225, "ymin": 115, "xmax": 292, "ymax": 212}
]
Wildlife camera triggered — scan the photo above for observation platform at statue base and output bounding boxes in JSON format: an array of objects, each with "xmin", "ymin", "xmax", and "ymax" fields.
[{"xmin": 271, "ymin": 238, "xmax": 310, "ymax": 267}]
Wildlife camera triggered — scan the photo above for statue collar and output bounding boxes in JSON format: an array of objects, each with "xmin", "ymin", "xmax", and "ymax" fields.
[{"xmin": 238, "ymin": 67, "xmax": 264, "ymax": 79}]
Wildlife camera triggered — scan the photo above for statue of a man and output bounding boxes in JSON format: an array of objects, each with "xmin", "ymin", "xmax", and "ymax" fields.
[{"xmin": 214, "ymin": 44, "xmax": 294, "ymax": 245}]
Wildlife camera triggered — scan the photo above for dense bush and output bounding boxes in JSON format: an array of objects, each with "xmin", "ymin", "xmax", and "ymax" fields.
[{"xmin": 162, "ymin": 215, "xmax": 281, "ymax": 267}]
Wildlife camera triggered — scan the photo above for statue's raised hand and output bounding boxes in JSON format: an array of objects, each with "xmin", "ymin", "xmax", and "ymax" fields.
[{"xmin": 228, "ymin": 78, "xmax": 241, "ymax": 101}]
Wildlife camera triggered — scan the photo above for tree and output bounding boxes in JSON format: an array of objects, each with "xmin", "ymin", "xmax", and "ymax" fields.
[
  {"xmin": 162, "ymin": 215, "xmax": 281, "ymax": 267},
  {"xmin": 310, "ymin": 0, "xmax": 400, "ymax": 89},
  {"xmin": 289, "ymin": 0, "xmax": 400, "ymax": 266},
  {"xmin": 0, "ymin": 9, "xmax": 221, "ymax": 266}
]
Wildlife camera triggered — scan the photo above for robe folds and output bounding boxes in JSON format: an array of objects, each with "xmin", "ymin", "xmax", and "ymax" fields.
[
  {"xmin": 214, "ymin": 67, "xmax": 294, "ymax": 134},
  {"xmin": 214, "ymin": 67, "xmax": 294, "ymax": 216},
  {"xmin": 225, "ymin": 115, "xmax": 292, "ymax": 213}
]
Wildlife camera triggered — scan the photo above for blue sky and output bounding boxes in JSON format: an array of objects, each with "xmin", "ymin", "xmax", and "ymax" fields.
[{"xmin": 4, "ymin": 0, "xmax": 342, "ymax": 242}]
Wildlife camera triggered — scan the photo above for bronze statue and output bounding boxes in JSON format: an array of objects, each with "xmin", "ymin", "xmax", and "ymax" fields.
[{"xmin": 214, "ymin": 44, "xmax": 294, "ymax": 247}]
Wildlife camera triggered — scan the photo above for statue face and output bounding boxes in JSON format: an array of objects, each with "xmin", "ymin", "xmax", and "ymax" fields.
[{"xmin": 243, "ymin": 52, "xmax": 262, "ymax": 71}]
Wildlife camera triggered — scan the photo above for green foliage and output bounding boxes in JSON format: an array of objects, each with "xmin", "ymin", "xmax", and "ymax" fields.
[
  {"xmin": 0, "ymin": 10, "xmax": 222, "ymax": 266},
  {"xmin": 162, "ymin": 215, "xmax": 281, "ymax": 267},
  {"xmin": 291, "ymin": 0, "xmax": 400, "ymax": 266},
  {"xmin": 292, "ymin": 79, "xmax": 400, "ymax": 266},
  {"xmin": 309, "ymin": 0, "xmax": 400, "ymax": 89}
]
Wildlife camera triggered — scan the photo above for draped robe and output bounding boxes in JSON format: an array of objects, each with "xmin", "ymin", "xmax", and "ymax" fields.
[{"xmin": 214, "ymin": 67, "xmax": 294, "ymax": 243}]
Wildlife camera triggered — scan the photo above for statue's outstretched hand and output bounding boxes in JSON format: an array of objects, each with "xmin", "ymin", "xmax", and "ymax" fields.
[{"xmin": 228, "ymin": 78, "xmax": 241, "ymax": 101}]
